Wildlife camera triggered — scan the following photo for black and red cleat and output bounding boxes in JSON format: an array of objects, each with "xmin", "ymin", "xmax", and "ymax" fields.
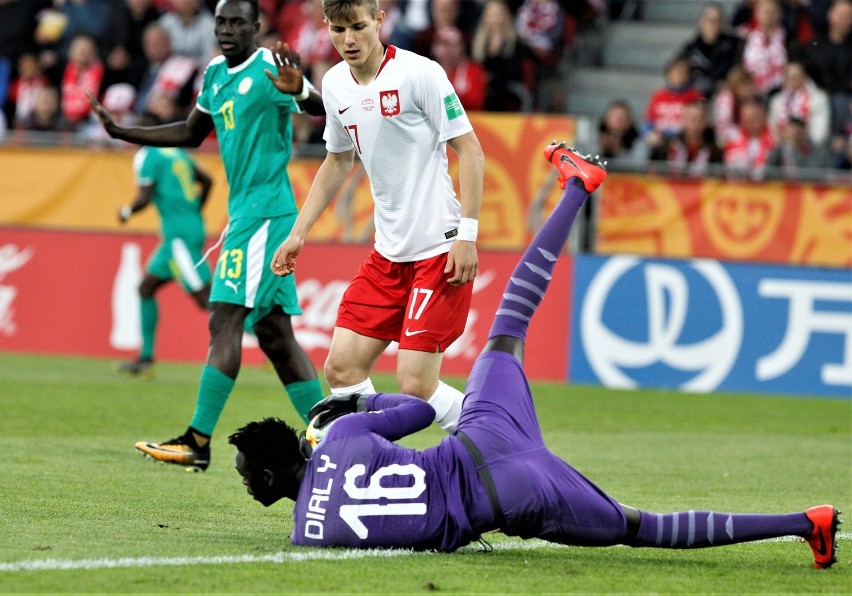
[
  {"xmin": 804, "ymin": 504, "xmax": 841, "ymax": 569},
  {"xmin": 542, "ymin": 141, "xmax": 608, "ymax": 193}
]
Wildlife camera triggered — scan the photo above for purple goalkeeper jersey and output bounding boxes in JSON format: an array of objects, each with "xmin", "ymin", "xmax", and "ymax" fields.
[
  {"xmin": 292, "ymin": 353, "xmax": 627, "ymax": 551},
  {"xmin": 291, "ymin": 393, "xmax": 497, "ymax": 552}
]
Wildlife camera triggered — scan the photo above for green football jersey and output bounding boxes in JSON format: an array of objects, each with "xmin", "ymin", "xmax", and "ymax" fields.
[
  {"xmin": 196, "ymin": 48, "xmax": 300, "ymax": 220},
  {"xmin": 134, "ymin": 146, "xmax": 205, "ymax": 242}
]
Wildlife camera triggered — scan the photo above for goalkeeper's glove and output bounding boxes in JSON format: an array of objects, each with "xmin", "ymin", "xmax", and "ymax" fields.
[
  {"xmin": 298, "ymin": 430, "xmax": 313, "ymax": 460},
  {"xmin": 307, "ymin": 393, "xmax": 369, "ymax": 428}
]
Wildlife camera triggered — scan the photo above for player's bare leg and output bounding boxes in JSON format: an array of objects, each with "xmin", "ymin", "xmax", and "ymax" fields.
[
  {"xmin": 324, "ymin": 327, "xmax": 386, "ymax": 395},
  {"xmin": 396, "ymin": 349, "xmax": 465, "ymax": 432}
]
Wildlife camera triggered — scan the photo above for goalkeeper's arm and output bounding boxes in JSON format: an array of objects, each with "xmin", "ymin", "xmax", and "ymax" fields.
[
  {"xmin": 359, "ymin": 393, "xmax": 435, "ymax": 442},
  {"xmin": 309, "ymin": 392, "xmax": 435, "ymax": 442}
]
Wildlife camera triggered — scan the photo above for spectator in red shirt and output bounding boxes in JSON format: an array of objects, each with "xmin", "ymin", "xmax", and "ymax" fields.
[
  {"xmin": 515, "ymin": 0, "xmax": 565, "ymax": 66},
  {"xmin": 712, "ymin": 64, "xmax": 760, "ymax": 146},
  {"xmin": 61, "ymin": 34, "xmax": 104, "ymax": 129},
  {"xmin": 651, "ymin": 99, "xmax": 723, "ymax": 176},
  {"xmin": 724, "ymin": 96, "xmax": 776, "ymax": 179},
  {"xmin": 642, "ymin": 56, "xmax": 704, "ymax": 154},
  {"xmin": 134, "ymin": 24, "xmax": 198, "ymax": 118},
  {"xmin": 287, "ymin": 0, "xmax": 340, "ymax": 84},
  {"xmin": 741, "ymin": 0, "xmax": 787, "ymax": 95},
  {"xmin": 9, "ymin": 53, "xmax": 48, "ymax": 128},
  {"xmin": 432, "ymin": 25, "xmax": 486, "ymax": 111}
]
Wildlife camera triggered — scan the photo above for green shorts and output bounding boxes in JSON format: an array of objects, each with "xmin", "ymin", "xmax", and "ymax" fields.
[
  {"xmin": 210, "ymin": 215, "xmax": 302, "ymax": 327},
  {"xmin": 147, "ymin": 236, "xmax": 212, "ymax": 293}
]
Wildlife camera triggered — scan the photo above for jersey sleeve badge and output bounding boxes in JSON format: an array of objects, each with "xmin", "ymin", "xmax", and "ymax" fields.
[{"xmin": 443, "ymin": 93, "xmax": 464, "ymax": 120}]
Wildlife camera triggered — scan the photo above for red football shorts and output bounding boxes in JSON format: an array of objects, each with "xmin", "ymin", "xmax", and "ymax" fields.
[{"xmin": 336, "ymin": 249, "xmax": 473, "ymax": 352}]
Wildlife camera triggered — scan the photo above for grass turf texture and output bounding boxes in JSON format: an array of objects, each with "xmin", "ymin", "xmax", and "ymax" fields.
[{"xmin": 0, "ymin": 352, "xmax": 848, "ymax": 594}]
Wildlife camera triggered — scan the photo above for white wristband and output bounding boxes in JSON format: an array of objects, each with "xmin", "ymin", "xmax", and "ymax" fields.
[
  {"xmin": 294, "ymin": 77, "xmax": 310, "ymax": 102},
  {"xmin": 119, "ymin": 206, "xmax": 132, "ymax": 220},
  {"xmin": 457, "ymin": 217, "xmax": 478, "ymax": 242}
]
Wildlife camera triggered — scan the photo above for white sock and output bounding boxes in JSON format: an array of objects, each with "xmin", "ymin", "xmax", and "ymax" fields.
[
  {"xmin": 427, "ymin": 381, "xmax": 464, "ymax": 433},
  {"xmin": 330, "ymin": 378, "xmax": 376, "ymax": 396}
]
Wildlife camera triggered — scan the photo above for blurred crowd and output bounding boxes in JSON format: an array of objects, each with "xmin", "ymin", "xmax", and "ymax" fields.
[
  {"xmin": 598, "ymin": 0, "xmax": 852, "ymax": 178},
  {"xmin": 0, "ymin": 0, "xmax": 849, "ymax": 179},
  {"xmin": 0, "ymin": 0, "xmax": 602, "ymax": 141}
]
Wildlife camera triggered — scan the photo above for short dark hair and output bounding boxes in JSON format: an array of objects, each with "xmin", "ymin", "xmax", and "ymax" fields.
[
  {"xmin": 218, "ymin": 0, "xmax": 259, "ymax": 21},
  {"xmin": 245, "ymin": 0, "xmax": 259, "ymax": 21},
  {"xmin": 323, "ymin": 0, "xmax": 380, "ymax": 23},
  {"xmin": 228, "ymin": 417, "xmax": 301, "ymax": 471}
]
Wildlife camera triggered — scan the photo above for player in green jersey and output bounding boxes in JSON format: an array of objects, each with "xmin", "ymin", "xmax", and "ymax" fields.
[
  {"xmin": 88, "ymin": 0, "xmax": 326, "ymax": 471},
  {"xmin": 116, "ymin": 112, "xmax": 214, "ymax": 378}
]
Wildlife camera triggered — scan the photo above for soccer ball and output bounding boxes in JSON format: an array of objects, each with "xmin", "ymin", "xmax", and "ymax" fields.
[{"xmin": 305, "ymin": 414, "xmax": 334, "ymax": 448}]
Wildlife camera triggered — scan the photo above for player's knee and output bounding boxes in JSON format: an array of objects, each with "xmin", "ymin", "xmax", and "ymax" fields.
[
  {"xmin": 397, "ymin": 375, "xmax": 436, "ymax": 400},
  {"xmin": 324, "ymin": 357, "xmax": 365, "ymax": 389},
  {"xmin": 322, "ymin": 359, "xmax": 345, "ymax": 388},
  {"xmin": 252, "ymin": 321, "xmax": 276, "ymax": 345}
]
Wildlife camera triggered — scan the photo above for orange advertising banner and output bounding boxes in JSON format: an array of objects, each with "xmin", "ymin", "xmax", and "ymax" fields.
[
  {"xmin": 596, "ymin": 174, "xmax": 852, "ymax": 268},
  {"xmin": 0, "ymin": 147, "xmax": 232, "ymax": 234},
  {"xmin": 0, "ymin": 113, "xmax": 574, "ymax": 249},
  {"xmin": 4, "ymin": 120, "xmax": 847, "ymax": 268}
]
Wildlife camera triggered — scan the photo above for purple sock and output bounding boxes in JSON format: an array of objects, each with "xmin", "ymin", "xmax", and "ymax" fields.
[
  {"xmin": 632, "ymin": 510, "xmax": 812, "ymax": 548},
  {"xmin": 488, "ymin": 178, "xmax": 588, "ymax": 341}
]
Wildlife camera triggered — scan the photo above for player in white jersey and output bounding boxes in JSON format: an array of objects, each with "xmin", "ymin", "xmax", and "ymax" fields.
[{"xmin": 271, "ymin": 0, "xmax": 485, "ymax": 433}]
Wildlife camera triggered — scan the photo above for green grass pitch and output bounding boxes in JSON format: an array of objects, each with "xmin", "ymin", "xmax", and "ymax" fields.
[{"xmin": 0, "ymin": 352, "xmax": 849, "ymax": 593}]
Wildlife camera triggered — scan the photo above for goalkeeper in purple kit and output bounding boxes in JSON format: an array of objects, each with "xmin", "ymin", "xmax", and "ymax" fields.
[{"xmin": 229, "ymin": 143, "xmax": 840, "ymax": 568}]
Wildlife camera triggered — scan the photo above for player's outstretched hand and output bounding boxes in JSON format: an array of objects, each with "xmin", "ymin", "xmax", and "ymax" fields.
[
  {"xmin": 270, "ymin": 235, "xmax": 302, "ymax": 277},
  {"xmin": 265, "ymin": 41, "xmax": 304, "ymax": 96},
  {"xmin": 445, "ymin": 240, "xmax": 478, "ymax": 286},
  {"xmin": 308, "ymin": 393, "xmax": 368, "ymax": 427},
  {"xmin": 86, "ymin": 89, "xmax": 116, "ymax": 134}
]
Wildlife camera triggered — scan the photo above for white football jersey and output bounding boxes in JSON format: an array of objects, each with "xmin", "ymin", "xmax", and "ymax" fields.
[{"xmin": 322, "ymin": 46, "xmax": 474, "ymax": 262}]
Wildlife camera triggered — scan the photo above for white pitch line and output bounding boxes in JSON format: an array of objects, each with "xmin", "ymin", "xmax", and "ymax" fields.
[
  {"xmin": 2, "ymin": 534, "xmax": 849, "ymax": 573},
  {"xmin": 0, "ymin": 548, "xmax": 423, "ymax": 573}
]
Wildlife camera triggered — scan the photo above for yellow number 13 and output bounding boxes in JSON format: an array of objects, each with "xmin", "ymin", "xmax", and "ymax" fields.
[
  {"xmin": 218, "ymin": 248, "xmax": 243, "ymax": 279},
  {"xmin": 219, "ymin": 100, "xmax": 235, "ymax": 130}
]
